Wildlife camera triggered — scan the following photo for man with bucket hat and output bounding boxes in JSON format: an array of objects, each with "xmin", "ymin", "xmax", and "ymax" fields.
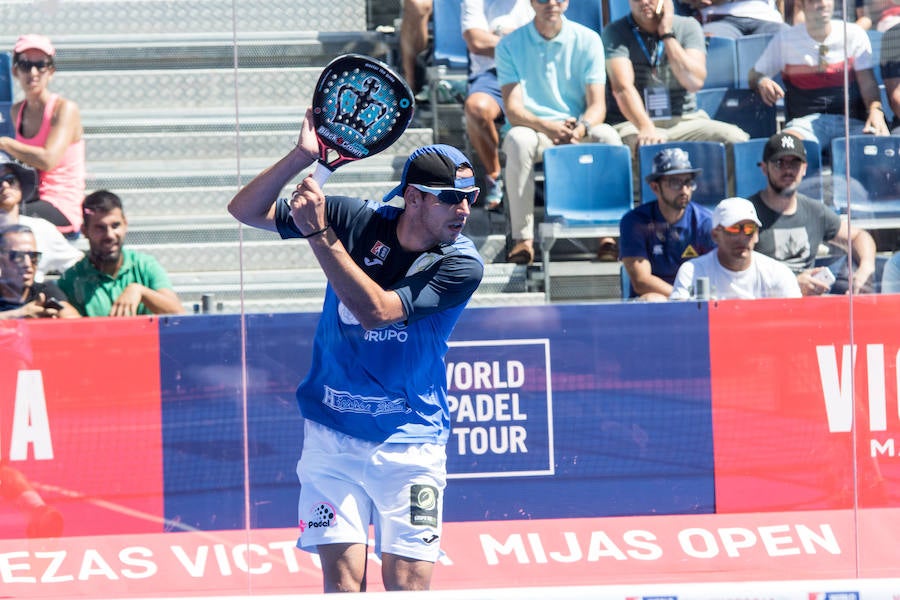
[
  {"xmin": 0, "ymin": 151, "xmax": 81, "ymax": 281},
  {"xmin": 228, "ymin": 108, "xmax": 484, "ymax": 593},
  {"xmin": 619, "ymin": 147, "xmax": 716, "ymax": 300}
]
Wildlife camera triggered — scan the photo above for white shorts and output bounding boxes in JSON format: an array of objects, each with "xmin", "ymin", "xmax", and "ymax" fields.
[{"xmin": 295, "ymin": 419, "xmax": 447, "ymax": 562}]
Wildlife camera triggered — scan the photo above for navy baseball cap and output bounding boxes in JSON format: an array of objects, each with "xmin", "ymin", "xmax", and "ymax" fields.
[{"xmin": 383, "ymin": 144, "xmax": 475, "ymax": 202}]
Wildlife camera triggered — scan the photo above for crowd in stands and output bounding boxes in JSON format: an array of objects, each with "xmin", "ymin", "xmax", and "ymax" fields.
[
  {"xmin": 3, "ymin": 0, "xmax": 900, "ymax": 317},
  {"xmin": 400, "ymin": 0, "xmax": 900, "ymax": 297},
  {"xmin": 0, "ymin": 34, "xmax": 184, "ymax": 319}
]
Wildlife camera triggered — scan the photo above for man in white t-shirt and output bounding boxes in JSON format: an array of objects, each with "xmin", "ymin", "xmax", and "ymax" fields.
[{"xmin": 670, "ymin": 196, "xmax": 801, "ymax": 300}]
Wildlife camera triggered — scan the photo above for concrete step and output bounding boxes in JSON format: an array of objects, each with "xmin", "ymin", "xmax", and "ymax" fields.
[
  {"xmin": 84, "ymin": 127, "xmax": 433, "ymax": 163},
  {"xmin": 50, "ymin": 67, "xmax": 322, "ymax": 113},
  {"xmin": 16, "ymin": 31, "xmax": 388, "ymax": 72},
  {"xmin": 169, "ymin": 262, "xmax": 534, "ymax": 311},
  {"xmin": 0, "ymin": 1, "xmax": 367, "ymax": 39},
  {"xmin": 130, "ymin": 235, "xmax": 511, "ymax": 276}
]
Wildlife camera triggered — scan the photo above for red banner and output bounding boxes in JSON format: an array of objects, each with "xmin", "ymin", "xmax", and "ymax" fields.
[
  {"xmin": 0, "ymin": 319, "xmax": 164, "ymax": 539},
  {"xmin": 1, "ymin": 509, "xmax": 899, "ymax": 597},
  {"xmin": 709, "ymin": 296, "xmax": 900, "ymax": 514}
]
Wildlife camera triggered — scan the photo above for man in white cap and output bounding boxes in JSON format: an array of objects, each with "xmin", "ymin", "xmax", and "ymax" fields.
[
  {"xmin": 670, "ymin": 196, "xmax": 801, "ymax": 300},
  {"xmin": 228, "ymin": 108, "xmax": 484, "ymax": 593}
]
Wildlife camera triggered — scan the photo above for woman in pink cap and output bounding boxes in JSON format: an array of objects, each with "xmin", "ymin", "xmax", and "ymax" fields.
[{"xmin": 0, "ymin": 34, "xmax": 85, "ymax": 239}]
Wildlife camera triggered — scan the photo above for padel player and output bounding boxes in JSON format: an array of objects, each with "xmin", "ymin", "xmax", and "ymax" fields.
[{"xmin": 227, "ymin": 108, "xmax": 484, "ymax": 593}]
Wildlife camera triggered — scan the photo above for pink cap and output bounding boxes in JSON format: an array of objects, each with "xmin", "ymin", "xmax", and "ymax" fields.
[{"xmin": 13, "ymin": 34, "xmax": 56, "ymax": 57}]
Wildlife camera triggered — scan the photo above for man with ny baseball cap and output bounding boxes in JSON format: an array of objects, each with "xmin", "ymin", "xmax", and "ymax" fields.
[
  {"xmin": 619, "ymin": 147, "xmax": 715, "ymax": 301},
  {"xmin": 670, "ymin": 196, "xmax": 801, "ymax": 300},
  {"xmin": 748, "ymin": 131, "xmax": 877, "ymax": 296},
  {"xmin": 228, "ymin": 111, "xmax": 483, "ymax": 592}
]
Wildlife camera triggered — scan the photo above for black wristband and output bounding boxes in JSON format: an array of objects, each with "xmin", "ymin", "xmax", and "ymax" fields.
[
  {"xmin": 660, "ymin": 32, "xmax": 677, "ymax": 41},
  {"xmin": 298, "ymin": 224, "xmax": 330, "ymax": 238}
]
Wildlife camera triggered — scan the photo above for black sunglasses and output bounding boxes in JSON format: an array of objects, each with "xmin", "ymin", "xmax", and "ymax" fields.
[
  {"xmin": 0, "ymin": 173, "xmax": 18, "ymax": 186},
  {"xmin": 8, "ymin": 250, "xmax": 42, "ymax": 265},
  {"xmin": 15, "ymin": 59, "xmax": 53, "ymax": 72}
]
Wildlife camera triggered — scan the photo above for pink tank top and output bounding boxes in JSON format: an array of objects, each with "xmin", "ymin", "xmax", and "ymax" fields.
[{"xmin": 15, "ymin": 94, "xmax": 86, "ymax": 234}]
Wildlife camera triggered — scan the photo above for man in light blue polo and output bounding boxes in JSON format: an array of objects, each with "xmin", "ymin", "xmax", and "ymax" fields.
[{"xmin": 495, "ymin": 0, "xmax": 622, "ymax": 265}]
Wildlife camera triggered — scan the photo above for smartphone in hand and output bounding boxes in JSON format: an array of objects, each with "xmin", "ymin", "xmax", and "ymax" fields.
[{"xmin": 44, "ymin": 297, "xmax": 64, "ymax": 311}]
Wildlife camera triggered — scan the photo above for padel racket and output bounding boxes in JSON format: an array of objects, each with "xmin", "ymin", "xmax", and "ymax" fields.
[{"xmin": 311, "ymin": 53, "xmax": 415, "ymax": 186}]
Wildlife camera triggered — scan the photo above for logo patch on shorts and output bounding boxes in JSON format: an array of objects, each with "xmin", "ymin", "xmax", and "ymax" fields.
[
  {"xmin": 410, "ymin": 484, "xmax": 439, "ymax": 527},
  {"xmin": 301, "ymin": 501, "xmax": 337, "ymax": 532}
]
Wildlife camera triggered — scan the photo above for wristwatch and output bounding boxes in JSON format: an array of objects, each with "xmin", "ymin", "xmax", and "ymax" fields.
[
  {"xmin": 660, "ymin": 32, "xmax": 677, "ymax": 41},
  {"xmin": 577, "ymin": 118, "xmax": 591, "ymax": 132}
]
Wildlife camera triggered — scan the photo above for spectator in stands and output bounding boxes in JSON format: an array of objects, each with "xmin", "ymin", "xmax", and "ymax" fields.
[
  {"xmin": 620, "ymin": 148, "xmax": 716, "ymax": 301},
  {"xmin": 882, "ymin": 23, "xmax": 900, "ymax": 134},
  {"xmin": 881, "ymin": 250, "xmax": 900, "ymax": 293},
  {"xmin": 855, "ymin": 0, "xmax": 900, "ymax": 32},
  {"xmin": 227, "ymin": 107, "xmax": 483, "ymax": 592},
  {"xmin": 747, "ymin": 132, "xmax": 877, "ymax": 295},
  {"xmin": 749, "ymin": 0, "xmax": 890, "ymax": 150},
  {"xmin": 57, "ymin": 190, "xmax": 184, "ymax": 317},
  {"xmin": 461, "ymin": 0, "xmax": 534, "ymax": 212},
  {"xmin": 0, "ymin": 152, "xmax": 82, "ymax": 281},
  {"xmin": 670, "ymin": 196, "xmax": 801, "ymax": 299},
  {"xmin": 680, "ymin": 0, "xmax": 788, "ymax": 39},
  {"xmin": 0, "ymin": 224, "xmax": 79, "ymax": 319},
  {"xmin": 0, "ymin": 35, "xmax": 86, "ymax": 239},
  {"xmin": 602, "ymin": 0, "xmax": 750, "ymax": 150},
  {"xmin": 496, "ymin": 0, "xmax": 623, "ymax": 265},
  {"xmin": 400, "ymin": 0, "xmax": 433, "ymax": 95}
]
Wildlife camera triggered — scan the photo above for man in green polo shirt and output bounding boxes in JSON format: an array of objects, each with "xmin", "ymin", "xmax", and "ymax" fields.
[{"xmin": 58, "ymin": 190, "xmax": 184, "ymax": 317}]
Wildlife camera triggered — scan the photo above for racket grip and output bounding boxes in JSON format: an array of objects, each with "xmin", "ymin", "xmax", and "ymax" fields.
[{"xmin": 312, "ymin": 161, "xmax": 334, "ymax": 187}]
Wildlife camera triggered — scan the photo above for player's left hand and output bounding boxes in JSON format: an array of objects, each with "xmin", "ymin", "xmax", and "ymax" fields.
[{"xmin": 290, "ymin": 176, "xmax": 328, "ymax": 236}]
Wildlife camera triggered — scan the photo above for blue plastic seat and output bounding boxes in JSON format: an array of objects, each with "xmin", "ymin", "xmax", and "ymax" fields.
[
  {"xmin": 606, "ymin": 0, "xmax": 631, "ymax": 24},
  {"xmin": 543, "ymin": 144, "xmax": 632, "ymax": 224},
  {"xmin": 0, "ymin": 102, "xmax": 13, "ymax": 138},
  {"xmin": 638, "ymin": 141, "xmax": 727, "ymax": 208},
  {"xmin": 735, "ymin": 33, "xmax": 775, "ymax": 89},
  {"xmin": 868, "ymin": 29, "xmax": 883, "ymax": 84},
  {"xmin": 732, "ymin": 138, "xmax": 822, "ymax": 199},
  {"xmin": 694, "ymin": 87, "xmax": 777, "ymax": 139},
  {"xmin": 432, "ymin": 0, "xmax": 468, "ymax": 71},
  {"xmin": 566, "ymin": 0, "xmax": 603, "ymax": 33},
  {"xmin": 539, "ymin": 144, "xmax": 633, "ymax": 300},
  {"xmin": 705, "ymin": 37, "xmax": 737, "ymax": 89},
  {"xmin": 831, "ymin": 136, "xmax": 900, "ymax": 220},
  {"xmin": 0, "ymin": 52, "xmax": 13, "ymax": 103}
]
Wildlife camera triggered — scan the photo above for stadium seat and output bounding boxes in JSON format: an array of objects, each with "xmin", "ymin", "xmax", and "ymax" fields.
[
  {"xmin": 566, "ymin": 0, "xmax": 603, "ymax": 33},
  {"xmin": 705, "ymin": 37, "xmax": 737, "ymax": 89},
  {"xmin": 0, "ymin": 102, "xmax": 13, "ymax": 138},
  {"xmin": 831, "ymin": 135, "xmax": 900, "ymax": 222},
  {"xmin": 606, "ymin": 0, "xmax": 631, "ymax": 24},
  {"xmin": 694, "ymin": 87, "xmax": 777, "ymax": 139},
  {"xmin": 0, "ymin": 52, "xmax": 13, "ymax": 103},
  {"xmin": 427, "ymin": 0, "xmax": 469, "ymax": 140},
  {"xmin": 538, "ymin": 144, "xmax": 633, "ymax": 300},
  {"xmin": 732, "ymin": 138, "xmax": 822, "ymax": 199},
  {"xmin": 735, "ymin": 33, "xmax": 775, "ymax": 88},
  {"xmin": 868, "ymin": 29, "xmax": 883, "ymax": 84},
  {"xmin": 432, "ymin": 0, "xmax": 468, "ymax": 71},
  {"xmin": 638, "ymin": 141, "xmax": 727, "ymax": 208}
]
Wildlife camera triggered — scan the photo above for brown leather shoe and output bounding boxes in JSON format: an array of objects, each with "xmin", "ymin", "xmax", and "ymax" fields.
[{"xmin": 507, "ymin": 240, "xmax": 534, "ymax": 265}]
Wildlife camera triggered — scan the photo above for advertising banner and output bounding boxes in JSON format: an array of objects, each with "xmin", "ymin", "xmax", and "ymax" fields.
[{"xmin": 0, "ymin": 318, "xmax": 164, "ymax": 539}]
